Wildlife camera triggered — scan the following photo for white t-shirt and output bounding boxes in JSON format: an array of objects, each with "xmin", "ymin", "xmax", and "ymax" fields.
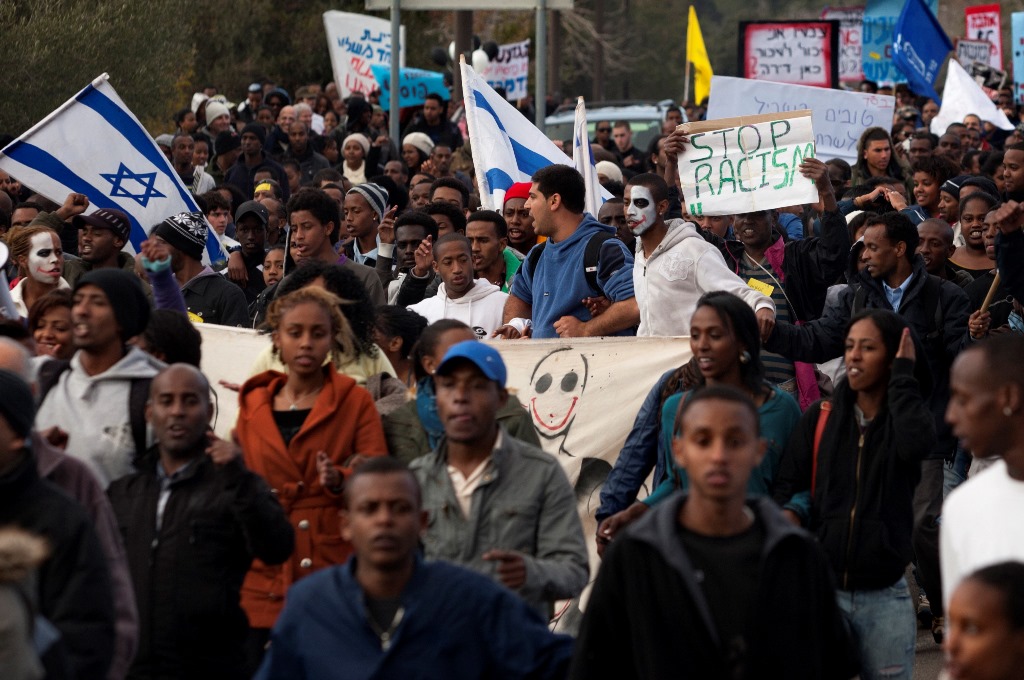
[{"xmin": 940, "ymin": 458, "xmax": 1024, "ymax": 610}]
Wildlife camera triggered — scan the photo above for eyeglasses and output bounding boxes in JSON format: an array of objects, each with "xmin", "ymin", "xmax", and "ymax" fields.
[{"xmin": 596, "ymin": 127, "xmax": 611, "ymax": 133}]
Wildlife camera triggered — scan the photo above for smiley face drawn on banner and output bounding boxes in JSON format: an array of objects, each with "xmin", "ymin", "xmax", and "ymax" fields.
[{"xmin": 527, "ymin": 348, "xmax": 588, "ymax": 456}]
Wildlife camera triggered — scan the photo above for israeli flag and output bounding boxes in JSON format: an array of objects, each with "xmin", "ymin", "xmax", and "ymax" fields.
[
  {"xmin": 462, "ymin": 60, "xmax": 578, "ymax": 211},
  {"xmin": 0, "ymin": 73, "xmax": 226, "ymax": 265},
  {"xmin": 572, "ymin": 96, "xmax": 604, "ymax": 217}
]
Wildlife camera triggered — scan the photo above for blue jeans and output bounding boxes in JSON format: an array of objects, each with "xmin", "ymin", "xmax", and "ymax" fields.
[
  {"xmin": 836, "ymin": 577, "xmax": 916, "ymax": 680},
  {"xmin": 942, "ymin": 448, "xmax": 971, "ymax": 500}
]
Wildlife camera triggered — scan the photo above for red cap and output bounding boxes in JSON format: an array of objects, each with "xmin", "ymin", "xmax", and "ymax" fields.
[{"xmin": 503, "ymin": 182, "xmax": 531, "ymax": 204}]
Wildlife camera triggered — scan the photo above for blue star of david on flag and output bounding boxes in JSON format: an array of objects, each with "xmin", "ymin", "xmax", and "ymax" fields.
[
  {"xmin": 101, "ymin": 162, "xmax": 165, "ymax": 207},
  {"xmin": 0, "ymin": 73, "xmax": 226, "ymax": 264}
]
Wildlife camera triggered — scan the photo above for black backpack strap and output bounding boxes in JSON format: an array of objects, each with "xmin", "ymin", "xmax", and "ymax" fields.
[
  {"xmin": 525, "ymin": 231, "xmax": 614, "ymax": 295},
  {"xmin": 129, "ymin": 378, "xmax": 153, "ymax": 457},
  {"xmin": 526, "ymin": 242, "xmax": 546, "ymax": 280},
  {"xmin": 36, "ymin": 359, "xmax": 71, "ymax": 407},
  {"xmin": 584, "ymin": 231, "xmax": 615, "ymax": 295}
]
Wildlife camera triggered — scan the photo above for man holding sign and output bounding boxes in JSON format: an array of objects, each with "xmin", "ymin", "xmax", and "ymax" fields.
[{"xmin": 666, "ymin": 119, "xmax": 850, "ymax": 409}]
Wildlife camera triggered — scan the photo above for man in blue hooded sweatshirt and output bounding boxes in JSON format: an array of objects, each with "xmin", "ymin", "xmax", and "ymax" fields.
[{"xmin": 493, "ymin": 165, "xmax": 638, "ymax": 339}]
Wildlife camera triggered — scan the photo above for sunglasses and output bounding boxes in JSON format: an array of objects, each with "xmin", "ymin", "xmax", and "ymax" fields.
[{"xmin": 596, "ymin": 127, "xmax": 611, "ymax": 132}]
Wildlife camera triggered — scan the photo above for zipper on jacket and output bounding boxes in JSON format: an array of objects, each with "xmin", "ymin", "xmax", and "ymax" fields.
[{"xmin": 842, "ymin": 432, "xmax": 865, "ymax": 590}]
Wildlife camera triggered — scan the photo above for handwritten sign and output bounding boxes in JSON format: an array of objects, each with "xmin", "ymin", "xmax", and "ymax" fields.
[
  {"xmin": 706, "ymin": 76, "xmax": 893, "ymax": 168},
  {"xmin": 965, "ymin": 4, "xmax": 1003, "ymax": 69},
  {"xmin": 480, "ymin": 39, "xmax": 531, "ymax": 101},
  {"xmin": 740, "ymin": 21, "xmax": 840, "ymax": 88},
  {"xmin": 822, "ymin": 6, "xmax": 865, "ymax": 84},
  {"xmin": 676, "ymin": 111, "xmax": 817, "ymax": 217},
  {"xmin": 322, "ymin": 11, "xmax": 406, "ymax": 98},
  {"xmin": 370, "ymin": 65, "xmax": 448, "ymax": 111},
  {"xmin": 862, "ymin": 0, "xmax": 937, "ymax": 84},
  {"xmin": 958, "ymin": 38, "xmax": 995, "ymax": 67}
]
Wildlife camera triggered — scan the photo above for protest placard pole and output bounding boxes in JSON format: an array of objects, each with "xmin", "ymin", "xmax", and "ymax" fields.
[
  {"xmin": 390, "ymin": 0, "xmax": 401, "ymax": 141},
  {"xmin": 536, "ymin": 0, "xmax": 547, "ymax": 130},
  {"xmin": 981, "ymin": 272, "xmax": 1002, "ymax": 313}
]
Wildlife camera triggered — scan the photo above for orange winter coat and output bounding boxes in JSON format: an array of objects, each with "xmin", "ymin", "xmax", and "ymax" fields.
[{"xmin": 235, "ymin": 366, "xmax": 388, "ymax": 628}]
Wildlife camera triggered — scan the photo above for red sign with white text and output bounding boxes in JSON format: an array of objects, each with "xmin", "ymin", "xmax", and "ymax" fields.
[{"xmin": 965, "ymin": 4, "xmax": 1003, "ymax": 69}]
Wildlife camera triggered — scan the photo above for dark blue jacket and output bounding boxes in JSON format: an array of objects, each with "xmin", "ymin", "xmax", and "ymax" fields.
[
  {"xmin": 510, "ymin": 215, "xmax": 635, "ymax": 338},
  {"xmin": 596, "ymin": 369, "xmax": 675, "ymax": 522},
  {"xmin": 256, "ymin": 556, "xmax": 573, "ymax": 680}
]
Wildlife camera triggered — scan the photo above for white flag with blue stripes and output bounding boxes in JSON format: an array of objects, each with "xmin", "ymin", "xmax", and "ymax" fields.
[
  {"xmin": 461, "ymin": 61, "xmax": 578, "ymax": 211},
  {"xmin": 0, "ymin": 73, "xmax": 226, "ymax": 265},
  {"xmin": 572, "ymin": 96, "xmax": 604, "ymax": 217}
]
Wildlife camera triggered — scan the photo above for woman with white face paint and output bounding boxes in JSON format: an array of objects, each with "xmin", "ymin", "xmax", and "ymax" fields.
[{"xmin": 7, "ymin": 225, "xmax": 69, "ymax": 319}]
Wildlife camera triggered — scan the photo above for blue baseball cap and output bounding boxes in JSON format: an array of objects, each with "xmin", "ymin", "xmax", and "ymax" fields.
[{"xmin": 436, "ymin": 341, "xmax": 506, "ymax": 387}]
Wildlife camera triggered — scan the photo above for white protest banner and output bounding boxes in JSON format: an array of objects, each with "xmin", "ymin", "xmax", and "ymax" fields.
[
  {"xmin": 197, "ymin": 325, "xmax": 691, "ymax": 628},
  {"xmin": 676, "ymin": 111, "xmax": 817, "ymax": 217},
  {"xmin": 198, "ymin": 327, "xmax": 690, "ymax": 475},
  {"xmin": 481, "ymin": 39, "xmax": 531, "ymax": 101},
  {"xmin": 323, "ymin": 11, "xmax": 405, "ymax": 98},
  {"xmin": 965, "ymin": 4, "xmax": 1003, "ymax": 69},
  {"xmin": 740, "ymin": 20, "xmax": 841, "ymax": 88},
  {"xmin": 822, "ymin": 6, "xmax": 865, "ymax": 84},
  {"xmin": 706, "ymin": 75, "xmax": 894, "ymax": 167},
  {"xmin": 957, "ymin": 38, "xmax": 995, "ymax": 67}
]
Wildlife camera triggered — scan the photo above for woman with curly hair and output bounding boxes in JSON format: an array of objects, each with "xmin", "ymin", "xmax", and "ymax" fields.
[
  {"xmin": 248, "ymin": 261, "xmax": 395, "ymax": 384},
  {"xmin": 236, "ymin": 286, "xmax": 388, "ymax": 669}
]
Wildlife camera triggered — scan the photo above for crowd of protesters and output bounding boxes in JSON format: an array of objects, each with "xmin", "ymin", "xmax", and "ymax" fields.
[{"xmin": 1, "ymin": 71, "xmax": 1024, "ymax": 680}]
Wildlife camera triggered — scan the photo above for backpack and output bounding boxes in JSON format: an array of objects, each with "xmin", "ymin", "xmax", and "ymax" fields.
[
  {"xmin": 36, "ymin": 360, "xmax": 152, "ymax": 456},
  {"xmin": 526, "ymin": 231, "xmax": 616, "ymax": 296}
]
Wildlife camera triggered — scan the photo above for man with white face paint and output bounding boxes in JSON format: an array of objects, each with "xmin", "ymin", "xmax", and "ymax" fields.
[{"xmin": 624, "ymin": 173, "xmax": 774, "ymax": 336}]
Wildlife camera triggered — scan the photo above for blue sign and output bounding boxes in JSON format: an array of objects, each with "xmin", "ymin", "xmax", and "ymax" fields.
[
  {"xmin": 863, "ymin": 0, "xmax": 938, "ymax": 84},
  {"xmin": 1014, "ymin": 13, "xmax": 1024, "ymax": 104},
  {"xmin": 370, "ymin": 65, "xmax": 447, "ymax": 111}
]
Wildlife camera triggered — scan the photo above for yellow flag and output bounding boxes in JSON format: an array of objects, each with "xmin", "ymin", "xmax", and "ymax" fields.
[{"xmin": 687, "ymin": 5, "xmax": 713, "ymax": 105}]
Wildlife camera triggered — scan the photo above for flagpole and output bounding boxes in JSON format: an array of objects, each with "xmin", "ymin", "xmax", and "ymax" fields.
[
  {"xmin": 0, "ymin": 73, "xmax": 110, "ymax": 157},
  {"xmin": 684, "ymin": 58, "xmax": 691, "ymax": 105},
  {"xmin": 460, "ymin": 55, "xmax": 494, "ymax": 210}
]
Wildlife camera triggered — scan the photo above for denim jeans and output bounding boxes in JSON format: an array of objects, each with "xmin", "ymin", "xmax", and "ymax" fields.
[
  {"xmin": 836, "ymin": 577, "xmax": 916, "ymax": 680},
  {"xmin": 942, "ymin": 448, "xmax": 971, "ymax": 500}
]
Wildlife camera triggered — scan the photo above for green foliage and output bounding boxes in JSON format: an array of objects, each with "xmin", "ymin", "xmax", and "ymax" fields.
[
  {"xmin": 0, "ymin": 0, "xmax": 194, "ymax": 135},
  {"xmin": 0, "ymin": 0, "xmax": 436, "ymax": 137}
]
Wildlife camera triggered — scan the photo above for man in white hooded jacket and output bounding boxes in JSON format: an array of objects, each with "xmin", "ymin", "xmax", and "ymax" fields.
[
  {"xmin": 624, "ymin": 173, "xmax": 775, "ymax": 337},
  {"xmin": 408, "ymin": 234, "xmax": 508, "ymax": 338}
]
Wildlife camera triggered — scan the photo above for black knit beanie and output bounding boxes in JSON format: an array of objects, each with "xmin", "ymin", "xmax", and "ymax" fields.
[{"xmin": 74, "ymin": 269, "xmax": 151, "ymax": 341}]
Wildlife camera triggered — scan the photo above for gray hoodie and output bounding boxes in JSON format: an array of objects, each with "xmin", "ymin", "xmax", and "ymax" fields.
[{"xmin": 35, "ymin": 347, "xmax": 164, "ymax": 487}]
